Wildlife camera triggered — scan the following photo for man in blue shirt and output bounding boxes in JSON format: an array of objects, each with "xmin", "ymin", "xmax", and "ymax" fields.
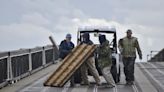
[
  {"xmin": 59, "ymin": 33, "xmax": 75, "ymax": 86},
  {"xmin": 59, "ymin": 33, "xmax": 75, "ymax": 59}
]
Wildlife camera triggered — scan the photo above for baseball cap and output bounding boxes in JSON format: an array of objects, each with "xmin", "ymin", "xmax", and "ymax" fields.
[
  {"xmin": 126, "ymin": 29, "xmax": 132, "ymax": 33},
  {"xmin": 66, "ymin": 33, "xmax": 72, "ymax": 38}
]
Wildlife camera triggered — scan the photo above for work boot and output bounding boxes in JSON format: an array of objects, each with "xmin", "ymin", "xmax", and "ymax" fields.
[
  {"xmin": 108, "ymin": 84, "xmax": 115, "ymax": 88},
  {"xmin": 97, "ymin": 82, "xmax": 102, "ymax": 86},
  {"xmin": 126, "ymin": 81, "xmax": 133, "ymax": 85},
  {"xmin": 129, "ymin": 81, "xmax": 134, "ymax": 85},
  {"xmin": 70, "ymin": 83, "xmax": 75, "ymax": 87},
  {"xmin": 70, "ymin": 77, "xmax": 75, "ymax": 87},
  {"xmin": 80, "ymin": 81, "xmax": 90, "ymax": 85}
]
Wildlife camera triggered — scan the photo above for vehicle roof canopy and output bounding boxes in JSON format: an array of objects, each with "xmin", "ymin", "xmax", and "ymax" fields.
[{"xmin": 78, "ymin": 26, "xmax": 116, "ymax": 33}]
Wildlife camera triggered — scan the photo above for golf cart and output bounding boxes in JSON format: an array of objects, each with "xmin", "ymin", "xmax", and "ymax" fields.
[{"xmin": 74, "ymin": 26, "xmax": 120, "ymax": 83}]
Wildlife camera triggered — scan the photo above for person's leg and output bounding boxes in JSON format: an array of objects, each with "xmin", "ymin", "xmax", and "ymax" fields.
[
  {"xmin": 70, "ymin": 75, "xmax": 75, "ymax": 86},
  {"xmin": 128, "ymin": 57, "xmax": 136, "ymax": 83},
  {"xmin": 80, "ymin": 63, "xmax": 89, "ymax": 85},
  {"xmin": 102, "ymin": 64, "xmax": 115, "ymax": 86},
  {"xmin": 122, "ymin": 57, "xmax": 130, "ymax": 82},
  {"xmin": 86, "ymin": 57, "xmax": 101, "ymax": 85}
]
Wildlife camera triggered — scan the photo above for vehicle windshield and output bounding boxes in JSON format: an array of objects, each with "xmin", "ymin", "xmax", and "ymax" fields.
[{"xmin": 80, "ymin": 32, "xmax": 115, "ymax": 48}]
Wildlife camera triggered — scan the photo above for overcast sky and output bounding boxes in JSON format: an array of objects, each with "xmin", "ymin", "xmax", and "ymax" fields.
[{"xmin": 0, "ymin": 0, "xmax": 164, "ymax": 62}]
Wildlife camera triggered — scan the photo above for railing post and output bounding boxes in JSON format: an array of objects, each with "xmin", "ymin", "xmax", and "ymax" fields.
[
  {"xmin": 7, "ymin": 52, "xmax": 10, "ymax": 81},
  {"xmin": 42, "ymin": 47, "xmax": 46, "ymax": 66},
  {"xmin": 29, "ymin": 49, "xmax": 32, "ymax": 73},
  {"xmin": 7, "ymin": 52, "xmax": 13, "ymax": 83}
]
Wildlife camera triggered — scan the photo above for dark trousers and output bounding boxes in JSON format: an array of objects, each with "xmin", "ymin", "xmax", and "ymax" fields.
[{"xmin": 122, "ymin": 57, "xmax": 136, "ymax": 82}]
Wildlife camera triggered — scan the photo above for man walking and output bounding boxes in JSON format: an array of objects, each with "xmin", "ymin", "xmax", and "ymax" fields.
[{"xmin": 118, "ymin": 29, "xmax": 142, "ymax": 85}]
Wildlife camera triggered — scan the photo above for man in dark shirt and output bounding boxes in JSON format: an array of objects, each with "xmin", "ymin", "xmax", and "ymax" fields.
[
  {"xmin": 59, "ymin": 33, "xmax": 74, "ymax": 59},
  {"xmin": 80, "ymin": 33, "xmax": 101, "ymax": 85},
  {"xmin": 59, "ymin": 33, "xmax": 75, "ymax": 86}
]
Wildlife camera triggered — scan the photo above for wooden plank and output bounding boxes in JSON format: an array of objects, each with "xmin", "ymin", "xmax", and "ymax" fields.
[
  {"xmin": 44, "ymin": 44, "xmax": 87, "ymax": 86},
  {"xmin": 50, "ymin": 45, "xmax": 87, "ymax": 85},
  {"xmin": 44, "ymin": 44, "xmax": 97, "ymax": 87},
  {"xmin": 59, "ymin": 45, "xmax": 96, "ymax": 86},
  {"xmin": 44, "ymin": 45, "xmax": 80, "ymax": 86},
  {"xmin": 51, "ymin": 45, "xmax": 88, "ymax": 86}
]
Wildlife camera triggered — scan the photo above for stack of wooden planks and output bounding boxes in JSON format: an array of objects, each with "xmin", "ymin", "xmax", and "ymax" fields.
[{"xmin": 44, "ymin": 44, "xmax": 97, "ymax": 87}]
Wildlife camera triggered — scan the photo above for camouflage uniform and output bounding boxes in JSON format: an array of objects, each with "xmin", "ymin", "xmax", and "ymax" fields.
[
  {"xmin": 98, "ymin": 40, "xmax": 115, "ymax": 86},
  {"xmin": 118, "ymin": 36, "xmax": 142, "ymax": 83}
]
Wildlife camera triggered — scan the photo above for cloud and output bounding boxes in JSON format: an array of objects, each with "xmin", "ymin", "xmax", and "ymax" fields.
[
  {"xmin": 71, "ymin": 0, "xmax": 164, "ymax": 27},
  {"xmin": 0, "ymin": 23, "xmax": 54, "ymax": 51},
  {"xmin": 0, "ymin": 0, "xmax": 89, "ymax": 51},
  {"xmin": 21, "ymin": 13, "xmax": 50, "ymax": 26},
  {"xmin": 0, "ymin": 0, "xmax": 164, "ymax": 62}
]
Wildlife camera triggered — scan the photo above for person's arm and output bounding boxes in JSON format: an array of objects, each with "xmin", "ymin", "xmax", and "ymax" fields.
[
  {"xmin": 68, "ymin": 42, "xmax": 75, "ymax": 53},
  {"xmin": 71, "ymin": 42, "xmax": 75, "ymax": 49},
  {"xmin": 135, "ymin": 39, "xmax": 142, "ymax": 59}
]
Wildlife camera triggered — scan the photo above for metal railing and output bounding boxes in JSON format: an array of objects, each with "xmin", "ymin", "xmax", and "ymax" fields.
[{"xmin": 0, "ymin": 45, "xmax": 59, "ymax": 88}]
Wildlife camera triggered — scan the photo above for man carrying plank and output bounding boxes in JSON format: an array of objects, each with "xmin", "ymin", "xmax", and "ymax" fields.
[
  {"xmin": 59, "ymin": 33, "xmax": 75, "ymax": 86},
  {"xmin": 98, "ymin": 35, "xmax": 115, "ymax": 87},
  {"xmin": 80, "ymin": 33, "xmax": 101, "ymax": 86}
]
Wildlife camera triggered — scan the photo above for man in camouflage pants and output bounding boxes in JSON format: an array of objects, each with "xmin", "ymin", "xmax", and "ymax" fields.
[
  {"xmin": 98, "ymin": 35, "xmax": 115, "ymax": 87},
  {"xmin": 118, "ymin": 29, "xmax": 142, "ymax": 85}
]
